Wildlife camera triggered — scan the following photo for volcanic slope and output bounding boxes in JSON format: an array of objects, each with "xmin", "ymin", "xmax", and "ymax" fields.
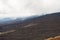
[{"xmin": 0, "ymin": 12, "xmax": 60, "ymax": 40}]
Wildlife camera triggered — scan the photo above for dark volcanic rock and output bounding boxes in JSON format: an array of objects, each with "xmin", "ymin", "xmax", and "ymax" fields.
[{"xmin": 0, "ymin": 12, "xmax": 60, "ymax": 40}]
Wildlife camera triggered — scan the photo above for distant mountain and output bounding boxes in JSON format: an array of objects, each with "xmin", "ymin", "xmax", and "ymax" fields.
[
  {"xmin": 0, "ymin": 17, "xmax": 25, "ymax": 25},
  {"xmin": 0, "ymin": 15, "xmax": 39, "ymax": 26}
]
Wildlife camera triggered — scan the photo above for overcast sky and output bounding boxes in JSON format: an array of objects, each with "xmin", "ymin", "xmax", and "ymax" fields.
[{"xmin": 0, "ymin": 0, "xmax": 60, "ymax": 18}]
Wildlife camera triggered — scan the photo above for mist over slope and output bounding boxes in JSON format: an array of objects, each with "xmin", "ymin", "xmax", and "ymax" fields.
[{"xmin": 0, "ymin": 15, "xmax": 39, "ymax": 26}]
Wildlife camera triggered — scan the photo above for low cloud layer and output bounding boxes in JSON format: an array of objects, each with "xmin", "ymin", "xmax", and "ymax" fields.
[{"xmin": 0, "ymin": 0, "xmax": 60, "ymax": 18}]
